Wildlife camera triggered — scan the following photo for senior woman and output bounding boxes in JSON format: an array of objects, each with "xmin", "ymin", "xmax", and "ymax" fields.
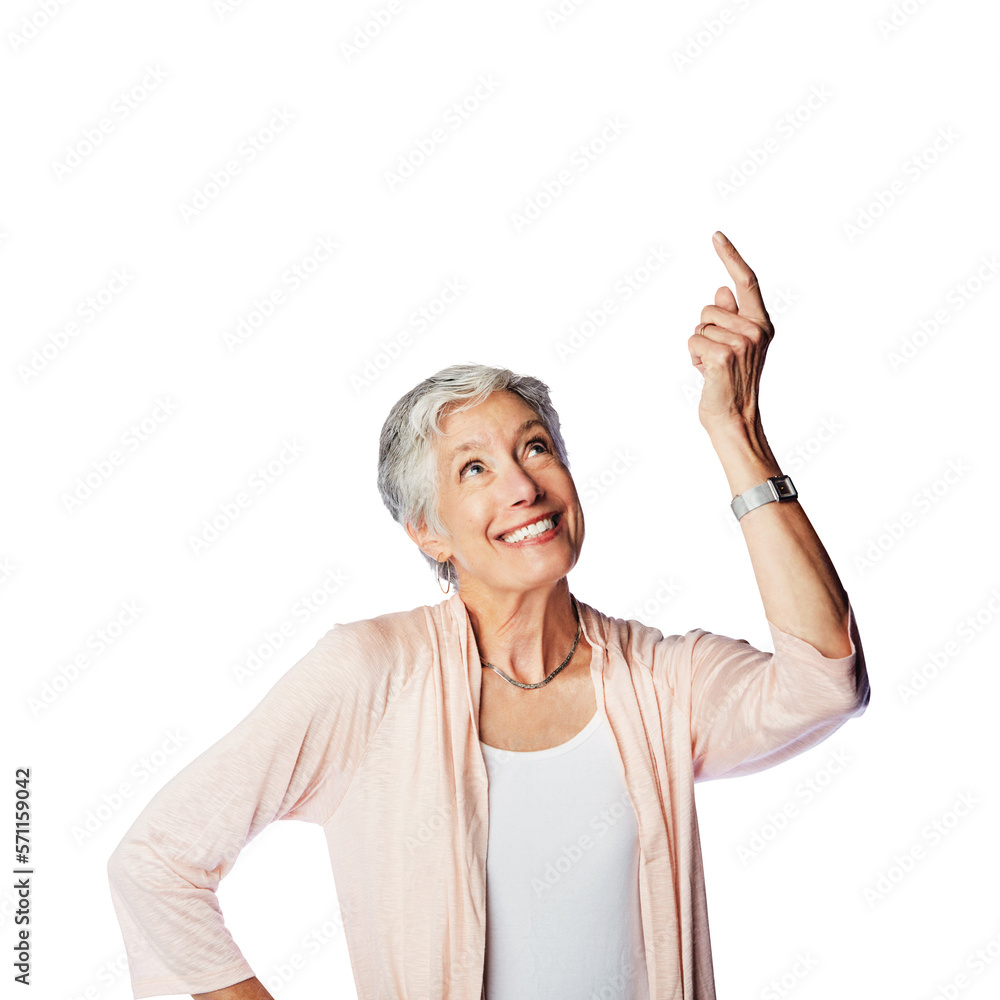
[{"xmin": 107, "ymin": 232, "xmax": 870, "ymax": 1000}]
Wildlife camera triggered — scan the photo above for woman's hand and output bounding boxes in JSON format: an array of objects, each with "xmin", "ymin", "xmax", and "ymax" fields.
[{"xmin": 688, "ymin": 232, "xmax": 774, "ymax": 437}]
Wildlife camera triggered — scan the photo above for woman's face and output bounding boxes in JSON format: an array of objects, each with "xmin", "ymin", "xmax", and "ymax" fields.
[{"xmin": 409, "ymin": 390, "xmax": 585, "ymax": 598}]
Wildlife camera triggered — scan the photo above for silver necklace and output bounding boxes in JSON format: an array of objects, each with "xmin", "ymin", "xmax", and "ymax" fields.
[{"xmin": 478, "ymin": 597, "xmax": 582, "ymax": 690}]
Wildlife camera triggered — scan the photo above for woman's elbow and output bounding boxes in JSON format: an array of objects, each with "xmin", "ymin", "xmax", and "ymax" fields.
[
  {"xmin": 106, "ymin": 827, "xmax": 158, "ymax": 894},
  {"xmin": 833, "ymin": 664, "xmax": 871, "ymax": 722},
  {"xmin": 106, "ymin": 832, "xmax": 138, "ymax": 889}
]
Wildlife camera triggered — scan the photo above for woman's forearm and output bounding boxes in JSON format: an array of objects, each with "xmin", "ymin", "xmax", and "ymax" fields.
[
  {"xmin": 706, "ymin": 417, "xmax": 854, "ymax": 658},
  {"xmin": 193, "ymin": 976, "xmax": 274, "ymax": 1000}
]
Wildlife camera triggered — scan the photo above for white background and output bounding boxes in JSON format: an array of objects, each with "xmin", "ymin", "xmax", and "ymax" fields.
[{"xmin": 4, "ymin": 0, "xmax": 999, "ymax": 997}]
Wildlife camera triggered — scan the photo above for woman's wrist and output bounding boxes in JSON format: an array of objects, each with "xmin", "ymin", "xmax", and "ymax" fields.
[{"xmin": 704, "ymin": 418, "xmax": 782, "ymax": 498}]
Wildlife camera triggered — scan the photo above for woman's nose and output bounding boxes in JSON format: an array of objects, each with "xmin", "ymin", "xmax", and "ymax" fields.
[{"xmin": 498, "ymin": 459, "xmax": 543, "ymax": 504}]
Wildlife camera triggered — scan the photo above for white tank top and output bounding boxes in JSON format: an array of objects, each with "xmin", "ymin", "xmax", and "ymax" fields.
[{"xmin": 480, "ymin": 708, "xmax": 650, "ymax": 1000}]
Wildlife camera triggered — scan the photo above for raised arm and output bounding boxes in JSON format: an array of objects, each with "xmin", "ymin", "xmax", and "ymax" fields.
[{"xmin": 688, "ymin": 231, "xmax": 852, "ymax": 658}]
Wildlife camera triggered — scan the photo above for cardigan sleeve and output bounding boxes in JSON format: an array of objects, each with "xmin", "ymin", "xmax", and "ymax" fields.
[
  {"xmin": 106, "ymin": 621, "xmax": 387, "ymax": 999},
  {"xmin": 675, "ymin": 599, "xmax": 870, "ymax": 782}
]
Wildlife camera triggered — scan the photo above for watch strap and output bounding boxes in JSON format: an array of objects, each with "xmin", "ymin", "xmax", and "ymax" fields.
[{"xmin": 731, "ymin": 475, "xmax": 797, "ymax": 520}]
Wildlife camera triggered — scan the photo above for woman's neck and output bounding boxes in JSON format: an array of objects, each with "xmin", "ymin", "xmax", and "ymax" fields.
[{"xmin": 458, "ymin": 578, "xmax": 582, "ymax": 686}]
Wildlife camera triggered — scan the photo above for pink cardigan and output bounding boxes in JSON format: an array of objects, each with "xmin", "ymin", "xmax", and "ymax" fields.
[{"xmin": 107, "ymin": 590, "xmax": 869, "ymax": 999}]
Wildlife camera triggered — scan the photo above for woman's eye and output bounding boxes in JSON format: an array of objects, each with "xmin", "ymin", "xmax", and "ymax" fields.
[{"xmin": 460, "ymin": 440, "xmax": 548, "ymax": 479}]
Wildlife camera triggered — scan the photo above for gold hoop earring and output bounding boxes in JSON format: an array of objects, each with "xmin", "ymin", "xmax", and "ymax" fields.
[{"xmin": 435, "ymin": 552, "xmax": 453, "ymax": 594}]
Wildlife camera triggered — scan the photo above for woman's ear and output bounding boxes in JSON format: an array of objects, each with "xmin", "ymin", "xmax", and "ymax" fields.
[{"xmin": 405, "ymin": 518, "xmax": 448, "ymax": 561}]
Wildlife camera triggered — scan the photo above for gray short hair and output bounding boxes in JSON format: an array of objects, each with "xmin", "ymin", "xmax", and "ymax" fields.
[{"xmin": 377, "ymin": 363, "xmax": 571, "ymax": 591}]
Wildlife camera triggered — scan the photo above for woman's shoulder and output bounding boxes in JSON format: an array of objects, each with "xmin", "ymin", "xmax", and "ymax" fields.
[
  {"xmin": 578, "ymin": 597, "xmax": 686, "ymax": 642},
  {"xmin": 576, "ymin": 596, "xmax": 691, "ymax": 665},
  {"xmin": 264, "ymin": 601, "xmax": 437, "ymax": 712},
  {"xmin": 313, "ymin": 598, "xmax": 441, "ymax": 664},
  {"xmin": 327, "ymin": 596, "xmax": 440, "ymax": 634}
]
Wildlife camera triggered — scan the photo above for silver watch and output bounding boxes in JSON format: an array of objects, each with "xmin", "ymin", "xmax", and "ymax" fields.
[{"xmin": 730, "ymin": 474, "xmax": 797, "ymax": 520}]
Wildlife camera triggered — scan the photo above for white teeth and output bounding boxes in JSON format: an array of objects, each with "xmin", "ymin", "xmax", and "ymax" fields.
[{"xmin": 501, "ymin": 516, "xmax": 555, "ymax": 543}]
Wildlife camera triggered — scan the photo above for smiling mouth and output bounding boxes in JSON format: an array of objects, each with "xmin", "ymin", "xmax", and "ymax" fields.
[{"xmin": 498, "ymin": 512, "xmax": 561, "ymax": 544}]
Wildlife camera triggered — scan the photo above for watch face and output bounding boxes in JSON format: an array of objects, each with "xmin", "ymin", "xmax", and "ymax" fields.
[{"xmin": 773, "ymin": 476, "xmax": 796, "ymax": 498}]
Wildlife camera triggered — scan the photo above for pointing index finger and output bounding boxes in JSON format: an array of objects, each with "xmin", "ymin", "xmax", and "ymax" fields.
[{"xmin": 712, "ymin": 231, "xmax": 769, "ymax": 323}]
